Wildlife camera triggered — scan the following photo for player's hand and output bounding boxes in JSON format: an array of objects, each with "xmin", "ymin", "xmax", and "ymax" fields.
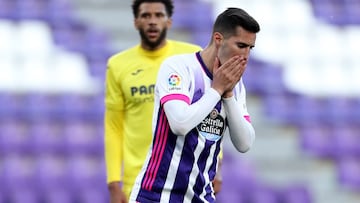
[
  {"xmin": 213, "ymin": 176, "xmax": 222, "ymax": 195},
  {"xmin": 213, "ymin": 158, "xmax": 223, "ymax": 195},
  {"xmin": 108, "ymin": 182, "xmax": 128, "ymax": 203},
  {"xmin": 212, "ymin": 55, "xmax": 246, "ymax": 96}
]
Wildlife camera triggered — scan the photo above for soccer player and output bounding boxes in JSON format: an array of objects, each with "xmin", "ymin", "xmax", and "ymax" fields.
[
  {"xmin": 104, "ymin": 0, "xmax": 223, "ymax": 203},
  {"xmin": 129, "ymin": 7, "xmax": 259, "ymax": 203}
]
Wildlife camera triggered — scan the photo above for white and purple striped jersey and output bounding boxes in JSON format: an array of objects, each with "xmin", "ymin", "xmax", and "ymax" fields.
[{"xmin": 130, "ymin": 52, "xmax": 254, "ymax": 203}]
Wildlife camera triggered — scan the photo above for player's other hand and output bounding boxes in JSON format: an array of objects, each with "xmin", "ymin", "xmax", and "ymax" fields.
[{"xmin": 109, "ymin": 182, "xmax": 128, "ymax": 203}]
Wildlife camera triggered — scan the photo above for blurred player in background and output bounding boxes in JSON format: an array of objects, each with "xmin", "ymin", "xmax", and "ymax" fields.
[
  {"xmin": 104, "ymin": 0, "xmax": 222, "ymax": 202},
  {"xmin": 129, "ymin": 7, "xmax": 259, "ymax": 203}
]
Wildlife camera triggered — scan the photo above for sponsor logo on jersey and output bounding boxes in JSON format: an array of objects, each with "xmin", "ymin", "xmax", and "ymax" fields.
[
  {"xmin": 130, "ymin": 84, "xmax": 155, "ymax": 96},
  {"xmin": 197, "ymin": 109, "xmax": 225, "ymax": 141},
  {"xmin": 131, "ymin": 69, "xmax": 144, "ymax": 76},
  {"xmin": 168, "ymin": 73, "xmax": 182, "ymax": 91}
]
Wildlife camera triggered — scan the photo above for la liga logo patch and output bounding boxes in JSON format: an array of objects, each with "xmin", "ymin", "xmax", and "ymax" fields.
[{"xmin": 168, "ymin": 74, "xmax": 181, "ymax": 86}]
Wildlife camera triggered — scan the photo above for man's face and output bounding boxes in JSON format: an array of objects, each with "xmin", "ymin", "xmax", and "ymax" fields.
[
  {"xmin": 134, "ymin": 2, "xmax": 172, "ymax": 50},
  {"xmin": 217, "ymin": 26, "xmax": 257, "ymax": 66}
]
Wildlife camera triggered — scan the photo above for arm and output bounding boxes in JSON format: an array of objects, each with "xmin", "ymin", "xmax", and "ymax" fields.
[
  {"xmin": 222, "ymin": 95, "xmax": 255, "ymax": 153},
  {"xmin": 163, "ymin": 88, "xmax": 221, "ymax": 136},
  {"xmin": 160, "ymin": 55, "xmax": 242, "ymax": 136},
  {"xmin": 104, "ymin": 63, "xmax": 127, "ymax": 203},
  {"xmin": 104, "ymin": 110, "xmax": 128, "ymax": 203}
]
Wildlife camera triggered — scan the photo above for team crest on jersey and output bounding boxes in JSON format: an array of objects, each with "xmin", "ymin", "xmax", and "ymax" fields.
[
  {"xmin": 197, "ymin": 109, "xmax": 225, "ymax": 141},
  {"xmin": 168, "ymin": 73, "xmax": 182, "ymax": 91}
]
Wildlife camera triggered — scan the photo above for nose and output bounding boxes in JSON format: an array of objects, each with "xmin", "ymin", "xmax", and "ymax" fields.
[
  {"xmin": 240, "ymin": 48, "xmax": 251, "ymax": 60},
  {"xmin": 148, "ymin": 15, "xmax": 158, "ymax": 24}
]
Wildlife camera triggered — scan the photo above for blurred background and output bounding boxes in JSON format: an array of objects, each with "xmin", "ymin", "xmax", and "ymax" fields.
[{"xmin": 0, "ymin": 0, "xmax": 359, "ymax": 202}]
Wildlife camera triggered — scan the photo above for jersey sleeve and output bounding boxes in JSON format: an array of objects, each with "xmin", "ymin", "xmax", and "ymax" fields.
[
  {"xmin": 104, "ymin": 109, "xmax": 124, "ymax": 183},
  {"xmin": 156, "ymin": 55, "xmax": 192, "ymax": 105},
  {"xmin": 235, "ymin": 79, "xmax": 251, "ymax": 121},
  {"xmin": 104, "ymin": 60, "xmax": 125, "ymax": 183}
]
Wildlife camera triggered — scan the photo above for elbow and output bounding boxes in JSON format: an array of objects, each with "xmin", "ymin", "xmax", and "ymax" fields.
[
  {"xmin": 234, "ymin": 143, "xmax": 252, "ymax": 153},
  {"xmin": 169, "ymin": 124, "xmax": 189, "ymax": 136},
  {"xmin": 232, "ymin": 130, "xmax": 255, "ymax": 153}
]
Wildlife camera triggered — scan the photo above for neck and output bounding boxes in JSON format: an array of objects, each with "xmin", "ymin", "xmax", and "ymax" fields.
[{"xmin": 199, "ymin": 45, "xmax": 218, "ymax": 74}]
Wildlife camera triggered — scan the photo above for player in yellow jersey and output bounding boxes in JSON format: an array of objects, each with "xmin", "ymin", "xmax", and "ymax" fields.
[{"xmin": 104, "ymin": 1, "xmax": 221, "ymax": 203}]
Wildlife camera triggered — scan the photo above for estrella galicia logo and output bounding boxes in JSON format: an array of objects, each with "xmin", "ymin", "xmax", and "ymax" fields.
[{"xmin": 197, "ymin": 109, "xmax": 225, "ymax": 141}]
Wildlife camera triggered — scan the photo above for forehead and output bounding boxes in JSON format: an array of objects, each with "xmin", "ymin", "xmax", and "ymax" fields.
[
  {"xmin": 138, "ymin": 2, "xmax": 167, "ymax": 15},
  {"xmin": 228, "ymin": 26, "xmax": 257, "ymax": 44}
]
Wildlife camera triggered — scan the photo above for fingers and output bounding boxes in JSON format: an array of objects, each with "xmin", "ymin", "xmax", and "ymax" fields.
[
  {"xmin": 213, "ymin": 56, "xmax": 220, "ymax": 73},
  {"xmin": 211, "ymin": 55, "xmax": 247, "ymax": 95}
]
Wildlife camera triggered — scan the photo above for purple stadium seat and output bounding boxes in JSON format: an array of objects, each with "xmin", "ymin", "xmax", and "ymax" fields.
[
  {"xmin": 262, "ymin": 93, "xmax": 296, "ymax": 124},
  {"xmin": 324, "ymin": 97, "xmax": 356, "ymax": 125},
  {"xmin": 83, "ymin": 28, "xmax": 111, "ymax": 61},
  {"xmin": 30, "ymin": 120, "xmax": 66, "ymax": 155},
  {"xmin": 51, "ymin": 19, "xmax": 88, "ymax": 53},
  {"xmin": 290, "ymin": 96, "xmax": 326, "ymax": 126},
  {"xmin": 216, "ymin": 154, "xmax": 260, "ymax": 202},
  {"xmin": 23, "ymin": 93, "xmax": 62, "ymax": 121},
  {"xmin": 258, "ymin": 64, "xmax": 287, "ymax": 95},
  {"xmin": 41, "ymin": 188, "xmax": 74, "ymax": 203},
  {"xmin": 299, "ymin": 124, "xmax": 335, "ymax": 158},
  {"xmin": 1, "ymin": 155, "xmax": 36, "ymax": 190},
  {"xmin": 7, "ymin": 187, "xmax": 39, "ymax": 203},
  {"xmin": 0, "ymin": 0, "xmax": 16, "ymax": 20},
  {"xmin": 172, "ymin": 1, "xmax": 213, "ymax": 31},
  {"xmin": 55, "ymin": 93, "xmax": 104, "ymax": 122},
  {"xmin": 336, "ymin": 157, "xmax": 360, "ymax": 191},
  {"xmin": 0, "ymin": 120, "xmax": 32, "ymax": 154},
  {"xmin": 66, "ymin": 155, "xmax": 106, "ymax": 192},
  {"xmin": 333, "ymin": 125, "xmax": 360, "ymax": 158},
  {"xmin": 280, "ymin": 184, "xmax": 313, "ymax": 203},
  {"xmin": 0, "ymin": 93, "xmax": 24, "ymax": 119},
  {"xmin": 46, "ymin": 0, "xmax": 74, "ymax": 24},
  {"xmin": 77, "ymin": 186, "xmax": 109, "ymax": 203},
  {"xmin": 34, "ymin": 154, "xmax": 68, "ymax": 189},
  {"xmin": 16, "ymin": 0, "xmax": 48, "ymax": 21},
  {"xmin": 310, "ymin": 0, "xmax": 347, "ymax": 25},
  {"xmin": 344, "ymin": 0, "xmax": 360, "ymax": 24},
  {"xmin": 248, "ymin": 185, "xmax": 279, "ymax": 203},
  {"xmin": 62, "ymin": 120, "xmax": 103, "ymax": 155}
]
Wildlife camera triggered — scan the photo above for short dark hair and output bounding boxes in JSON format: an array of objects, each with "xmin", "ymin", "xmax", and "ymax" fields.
[
  {"xmin": 132, "ymin": 0, "xmax": 174, "ymax": 18},
  {"xmin": 213, "ymin": 8, "xmax": 260, "ymax": 38}
]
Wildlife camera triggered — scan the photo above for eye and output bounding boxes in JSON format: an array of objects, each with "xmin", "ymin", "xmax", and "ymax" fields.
[
  {"xmin": 237, "ymin": 43, "xmax": 254, "ymax": 49},
  {"xmin": 155, "ymin": 13, "xmax": 165, "ymax": 18}
]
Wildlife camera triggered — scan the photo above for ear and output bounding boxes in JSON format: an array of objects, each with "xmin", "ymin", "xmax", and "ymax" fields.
[
  {"xmin": 213, "ymin": 32, "xmax": 223, "ymax": 46},
  {"xmin": 134, "ymin": 19, "xmax": 140, "ymax": 30},
  {"xmin": 167, "ymin": 18, "xmax": 172, "ymax": 29}
]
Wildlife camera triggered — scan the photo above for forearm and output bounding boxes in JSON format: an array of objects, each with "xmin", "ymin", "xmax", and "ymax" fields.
[
  {"xmin": 104, "ymin": 109, "xmax": 124, "ymax": 183},
  {"xmin": 223, "ymin": 96, "xmax": 255, "ymax": 152},
  {"xmin": 164, "ymin": 88, "xmax": 221, "ymax": 136}
]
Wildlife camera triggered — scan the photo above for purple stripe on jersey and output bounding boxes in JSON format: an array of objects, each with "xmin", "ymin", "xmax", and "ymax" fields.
[
  {"xmin": 142, "ymin": 109, "xmax": 169, "ymax": 190},
  {"xmin": 191, "ymin": 139, "xmax": 220, "ymax": 203},
  {"xmin": 160, "ymin": 93, "xmax": 190, "ymax": 105},
  {"xmin": 169, "ymin": 128, "xmax": 199, "ymax": 203},
  {"xmin": 138, "ymin": 107, "xmax": 179, "ymax": 202}
]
